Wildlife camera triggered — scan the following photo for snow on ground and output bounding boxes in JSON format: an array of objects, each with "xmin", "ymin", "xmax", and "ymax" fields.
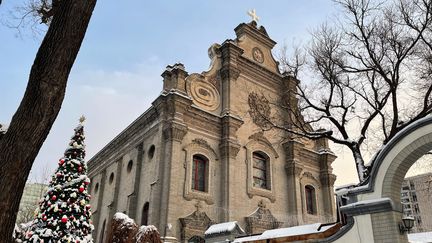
[{"xmin": 408, "ymin": 231, "xmax": 432, "ymax": 243}]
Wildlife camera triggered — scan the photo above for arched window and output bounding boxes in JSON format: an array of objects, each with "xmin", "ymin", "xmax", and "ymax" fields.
[
  {"xmin": 142, "ymin": 202, "xmax": 149, "ymax": 225},
  {"xmin": 252, "ymin": 152, "xmax": 270, "ymax": 189},
  {"xmin": 305, "ymin": 185, "xmax": 316, "ymax": 214},
  {"xmin": 100, "ymin": 219, "xmax": 106, "ymax": 243},
  {"xmin": 192, "ymin": 155, "xmax": 208, "ymax": 192}
]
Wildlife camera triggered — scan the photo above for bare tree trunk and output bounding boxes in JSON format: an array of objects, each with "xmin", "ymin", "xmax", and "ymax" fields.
[{"xmin": 0, "ymin": 0, "xmax": 96, "ymax": 241}]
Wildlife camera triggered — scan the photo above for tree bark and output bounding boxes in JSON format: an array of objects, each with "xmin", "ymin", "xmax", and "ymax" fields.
[{"xmin": 0, "ymin": 0, "xmax": 96, "ymax": 241}]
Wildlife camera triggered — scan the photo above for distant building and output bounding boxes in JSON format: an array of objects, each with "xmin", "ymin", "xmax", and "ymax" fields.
[
  {"xmin": 16, "ymin": 183, "xmax": 47, "ymax": 224},
  {"xmin": 401, "ymin": 172, "xmax": 432, "ymax": 232}
]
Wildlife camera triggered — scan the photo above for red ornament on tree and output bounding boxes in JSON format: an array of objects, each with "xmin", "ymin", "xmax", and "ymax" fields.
[
  {"xmin": 79, "ymin": 186, "xmax": 85, "ymax": 193},
  {"xmin": 61, "ymin": 216, "xmax": 68, "ymax": 223},
  {"xmin": 51, "ymin": 195, "xmax": 57, "ymax": 201},
  {"xmin": 78, "ymin": 166, "xmax": 83, "ymax": 172}
]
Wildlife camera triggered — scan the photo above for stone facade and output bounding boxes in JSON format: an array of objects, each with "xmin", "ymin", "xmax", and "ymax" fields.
[{"xmin": 88, "ymin": 21, "xmax": 337, "ymax": 243}]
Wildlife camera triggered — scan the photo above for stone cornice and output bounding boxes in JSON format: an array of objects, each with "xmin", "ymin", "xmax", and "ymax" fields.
[
  {"xmin": 238, "ymin": 57, "xmax": 282, "ymax": 89},
  {"xmin": 88, "ymin": 125, "xmax": 159, "ymax": 177},
  {"xmin": 340, "ymin": 198, "xmax": 400, "ymax": 216},
  {"xmin": 87, "ymin": 106, "xmax": 159, "ymax": 173},
  {"xmin": 162, "ymin": 122, "xmax": 188, "ymax": 142},
  {"xmin": 184, "ymin": 105, "xmax": 222, "ymax": 137},
  {"xmin": 234, "ymin": 22, "xmax": 277, "ymax": 49}
]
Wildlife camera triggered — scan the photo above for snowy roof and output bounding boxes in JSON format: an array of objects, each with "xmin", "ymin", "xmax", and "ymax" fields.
[
  {"xmin": 234, "ymin": 223, "xmax": 338, "ymax": 242},
  {"xmin": 205, "ymin": 221, "xmax": 245, "ymax": 236},
  {"xmin": 340, "ymin": 197, "xmax": 392, "ymax": 210},
  {"xmin": 408, "ymin": 231, "xmax": 432, "ymax": 243}
]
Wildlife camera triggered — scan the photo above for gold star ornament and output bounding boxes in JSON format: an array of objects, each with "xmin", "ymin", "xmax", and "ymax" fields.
[{"xmin": 79, "ymin": 115, "xmax": 86, "ymax": 124}]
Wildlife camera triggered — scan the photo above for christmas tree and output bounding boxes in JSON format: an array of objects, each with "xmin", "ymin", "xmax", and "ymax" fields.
[{"xmin": 24, "ymin": 116, "xmax": 94, "ymax": 242}]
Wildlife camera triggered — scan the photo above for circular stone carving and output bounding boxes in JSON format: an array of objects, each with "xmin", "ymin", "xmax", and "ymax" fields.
[
  {"xmin": 252, "ymin": 47, "xmax": 264, "ymax": 63},
  {"xmin": 188, "ymin": 79, "xmax": 220, "ymax": 111}
]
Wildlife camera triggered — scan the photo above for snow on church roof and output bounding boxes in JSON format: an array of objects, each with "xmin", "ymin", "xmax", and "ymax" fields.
[
  {"xmin": 205, "ymin": 221, "xmax": 245, "ymax": 236},
  {"xmin": 234, "ymin": 223, "xmax": 338, "ymax": 242}
]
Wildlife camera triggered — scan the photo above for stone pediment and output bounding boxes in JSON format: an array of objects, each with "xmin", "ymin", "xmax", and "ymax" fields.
[
  {"xmin": 179, "ymin": 201, "xmax": 214, "ymax": 242},
  {"xmin": 179, "ymin": 210, "xmax": 213, "ymax": 229},
  {"xmin": 245, "ymin": 200, "xmax": 283, "ymax": 234},
  {"xmin": 234, "ymin": 21, "xmax": 279, "ymax": 73},
  {"xmin": 247, "ymin": 131, "xmax": 279, "ymax": 158}
]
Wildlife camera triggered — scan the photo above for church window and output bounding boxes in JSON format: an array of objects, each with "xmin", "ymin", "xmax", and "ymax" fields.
[
  {"xmin": 148, "ymin": 145, "xmax": 155, "ymax": 160},
  {"xmin": 127, "ymin": 160, "xmax": 133, "ymax": 173},
  {"xmin": 252, "ymin": 152, "xmax": 270, "ymax": 190},
  {"xmin": 305, "ymin": 185, "xmax": 316, "ymax": 214},
  {"xmin": 100, "ymin": 219, "xmax": 106, "ymax": 243},
  {"xmin": 94, "ymin": 183, "xmax": 99, "ymax": 193},
  {"xmin": 142, "ymin": 202, "xmax": 149, "ymax": 225},
  {"xmin": 192, "ymin": 154, "xmax": 208, "ymax": 192},
  {"xmin": 109, "ymin": 172, "xmax": 114, "ymax": 185}
]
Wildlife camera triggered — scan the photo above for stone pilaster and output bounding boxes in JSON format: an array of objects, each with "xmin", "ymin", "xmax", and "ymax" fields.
[
  {"xmin": 319, "ymin": 151, "xmax": 337, "ymax": 222},
  {"xmin": 219, "ymin": 114, "xmax": 243, "ymax": 223},
  {"xmin": 161, "ymin": 122, "xmax": 188, "ymax": 242},
  {"xmin": 92, "ymin": 169, "xmax": 106, "ymax": 240},
  {"xmin": 281, "ymin": 74, "xmax": 300, "ymax": 115},
  {"xmin": 153, "ymin": 89, "xmax": 191, "ymax": 242},
  {"xmin": 219, "ymin": 40, "xmax": 243, "ymax": 116},
  {"xmin": 128, "ymin": 143, "xmax": 144, "ymax": 221},
  {"xmin": 217, "ymin": 41, "xmax": 244, "ymax": 223},
  {"xmin": 283, "ymin": 140, "xmax": 305, "ymax": 226},
  {"xmin": 108, "ymin": 158, "xmax": 123, "ymax": 227}
]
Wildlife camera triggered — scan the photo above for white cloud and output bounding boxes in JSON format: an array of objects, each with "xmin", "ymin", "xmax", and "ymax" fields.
[{"xmin": 28, "ymin": 58, "xmax": 164, "ymax": 182}]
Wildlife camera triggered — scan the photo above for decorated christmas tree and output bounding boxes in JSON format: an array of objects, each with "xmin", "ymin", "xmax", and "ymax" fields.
[{"xmin": 24, "ymin": 116, "xmax": 94, "ymax": 242}]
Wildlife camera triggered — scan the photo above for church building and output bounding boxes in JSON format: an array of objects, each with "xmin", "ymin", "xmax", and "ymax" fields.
[{"xmin": 88, "ymin": 21, "xmax": 337, "ymax": 242}]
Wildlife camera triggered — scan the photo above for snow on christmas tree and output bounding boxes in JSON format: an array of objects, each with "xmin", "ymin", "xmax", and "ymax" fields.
[{"xmin": 24, "ymin": 116, "xmax": 94, "ymax": 242}]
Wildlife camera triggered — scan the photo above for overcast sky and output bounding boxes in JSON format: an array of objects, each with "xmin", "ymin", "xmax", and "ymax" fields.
[{"xmin": 0, "ymin": 0, "xmax": 408, "ymax": 186}]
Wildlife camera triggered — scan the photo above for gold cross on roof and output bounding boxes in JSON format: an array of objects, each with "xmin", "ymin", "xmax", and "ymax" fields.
[{"xmin": 247, "ymin": 9, "xmax": 260, "ymax": 22}]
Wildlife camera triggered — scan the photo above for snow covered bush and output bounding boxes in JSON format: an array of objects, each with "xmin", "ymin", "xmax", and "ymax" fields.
[
  {"xmin": 107, "ymin": 212, "xmax": 162, "ymax": 243},
  {"xmin": 107, "ymin": 213, "xmax": 138, "ymax": 243}
]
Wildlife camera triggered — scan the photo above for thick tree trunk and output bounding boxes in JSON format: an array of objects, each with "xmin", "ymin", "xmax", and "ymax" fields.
[{"xmin": 0, "ymin": 0, "xmax": 96, "ymax": 241}]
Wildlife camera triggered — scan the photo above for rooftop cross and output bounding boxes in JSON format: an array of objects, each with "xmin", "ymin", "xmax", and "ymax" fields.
[{"xmin": 247, "ymin": 9, "xmax": 260, "ymax": 22}]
